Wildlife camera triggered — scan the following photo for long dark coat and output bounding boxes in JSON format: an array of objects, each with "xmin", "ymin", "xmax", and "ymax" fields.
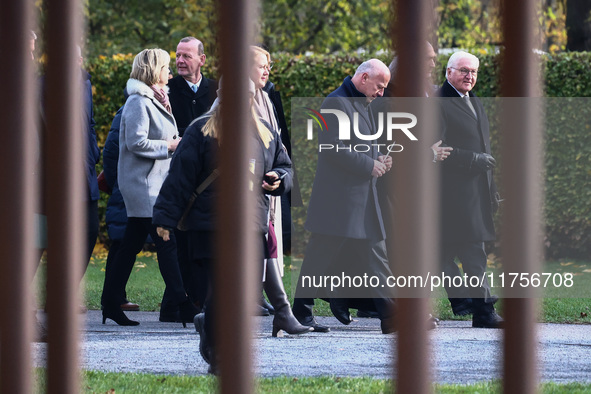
[
  {"xmin": 437, "ymin": 80, "xmax": 497, "ymax": 243},
  {"xmin": 305, "ymin": 77, "xmax": 385, "ymax": 241}
]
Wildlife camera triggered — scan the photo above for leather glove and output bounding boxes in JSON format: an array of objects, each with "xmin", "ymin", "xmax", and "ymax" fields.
[{"xmin": 472, "ymin": 152, "xmax": 496, "ymax": 173}]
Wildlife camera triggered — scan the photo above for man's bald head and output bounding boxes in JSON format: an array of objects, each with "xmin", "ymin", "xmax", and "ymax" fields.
[{"xmin": 351, "ymin": 59, "xmax": 390, "ymax": 102}]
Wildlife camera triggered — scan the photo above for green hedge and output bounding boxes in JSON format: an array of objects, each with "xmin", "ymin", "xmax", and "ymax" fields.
[{"xmin": 87, "ymin": 52, "xmax": 591, "ymax": 259}]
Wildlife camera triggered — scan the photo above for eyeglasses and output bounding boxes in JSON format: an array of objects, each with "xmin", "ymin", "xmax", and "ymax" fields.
[{"xmin": 451, "ymin": 67, "xmax": 478, "ymax": 76}]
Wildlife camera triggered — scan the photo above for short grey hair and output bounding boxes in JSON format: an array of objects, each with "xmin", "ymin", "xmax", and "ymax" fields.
[
  {"xmin": 354, "ymin": 59, "xmax": 388, "ymax": 78},
  {"xmin": 447, "ymin": 51, "xmax": 479, "ymax": 69},
  {"xmin": 179, "ymin": 36, "xmax": 204, "ymax": 55}
]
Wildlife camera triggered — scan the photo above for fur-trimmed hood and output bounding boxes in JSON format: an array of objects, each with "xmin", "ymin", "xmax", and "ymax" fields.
[
  {"xmin": 126, "ymin": 78, "xmax": 170, "ymax": 99},
  {"xmin": 126, "ymin": 78, "xmax": 171, "ymax": 115}
]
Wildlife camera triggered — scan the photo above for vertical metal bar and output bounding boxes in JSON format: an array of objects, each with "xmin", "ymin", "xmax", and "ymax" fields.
[
  {"xmin": 392, "ymin": 1, "xmax": 436, "ymax": 393},
  {"xmin": 216, "ymin": 0, "xmax": 257, "ymax": 392},
  {"xmin": 0, "ymin": 2, "xmax": 36, "ymax": 393},
  {"xmin": 44, "ymin": 0, "xmax": 84, "ymax": 392},
  {"xmin": 500, "ymin": 1, "xmax": 542, "ymax": 393}
]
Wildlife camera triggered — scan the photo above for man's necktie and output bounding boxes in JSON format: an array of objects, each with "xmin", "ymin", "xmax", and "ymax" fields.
[
  {"xmin": 464, "ymin": 95, "xmax": 477, "ymax": 117},
  {"xmin": 191, "ymin": 84, "xmax": 197, "ymax": 93}
]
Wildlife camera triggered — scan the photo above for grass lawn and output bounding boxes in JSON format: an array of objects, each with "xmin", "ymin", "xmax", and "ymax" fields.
[{"xmin": 33, "ymin": 369, "xmax": 591, "ymax": 393}]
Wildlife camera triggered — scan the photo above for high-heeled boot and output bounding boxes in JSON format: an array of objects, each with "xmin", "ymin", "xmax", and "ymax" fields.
[
  {"xmin": 263, "ymin": 259, "xmax": 312, "ymax": 337},
  {"xmin": 179, "ymin": 299, "xmax": 200, "ymax": 328},
  {"xmin": 102, "ymin": 306, "xmax": 139, "ymax": 326}
]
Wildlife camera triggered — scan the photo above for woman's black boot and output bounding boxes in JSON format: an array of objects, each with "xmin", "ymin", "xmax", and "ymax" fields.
[
  {"xmin": 263, "ymin": 259, "xmax": 312, "ymax": 337},
  {"xmin": 102, "ymin": 307, "xmax": 139, "ymax": 326},
  {"xmin": 179, "ymin": 299, "xmax": 199, "ymax": 328}
]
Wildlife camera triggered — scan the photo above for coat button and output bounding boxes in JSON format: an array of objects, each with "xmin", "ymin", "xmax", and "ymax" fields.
[{"xmin": 192, "ymin": 100, "xmax": 196, "ymax": 104}]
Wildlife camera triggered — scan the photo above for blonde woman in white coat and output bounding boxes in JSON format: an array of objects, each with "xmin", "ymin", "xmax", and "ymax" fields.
[{"xmin": 101, "ymin": 48, "xmax": 197, "ymax": 326}]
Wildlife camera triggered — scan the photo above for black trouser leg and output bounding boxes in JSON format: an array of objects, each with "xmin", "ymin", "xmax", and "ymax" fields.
[
  {"xmin": 441, "ymin": 242, "xmax": 470, "ymax": 303},
  {"xmin": 101, "ymin": 239, "xmax": 130, "ymax": 306},
  {"xmin": 280, "ymin": 193, "xmax": 292, "ymax": 255},
  {"xmin": 456, "ymin": 242, "xmax": 493, "ymax": 304},
  {"xmin": 101, "ymin": 218, "xmax": 148, "ymax": 307},
  {"xmin": 149, "ymin": 224, "xmax": 186, "ymax": 304},
  {"xmin": 176, "ymin": 230, "xmax": 196, "ymax": 299},
  {"xmin": 442, "ymin": 241, "xmax": 495, "ymax": 312}
]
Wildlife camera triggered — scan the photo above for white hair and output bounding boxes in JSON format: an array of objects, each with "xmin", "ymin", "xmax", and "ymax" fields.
[
  {"xmin": 446, "ymin": 51, "xmax": 479, "ymax": 69},
  {"xmin": 354, "ymin": 59, "xmax": 388, "ymax": 78}
]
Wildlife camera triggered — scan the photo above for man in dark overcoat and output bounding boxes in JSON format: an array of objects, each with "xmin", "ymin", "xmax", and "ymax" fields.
[
  {"xmin": 437, "ymin": 51, "xmax": 503, "ymax": 328},
  {"xmin": 159, "ymin": 37, "xmax": 218, "ymax": 322},
  {"xmin": 292, "ymin": 59, "xmax": 397, "ymax": 334},
  {"xmin": 168, "ymin": 37, "xmax": 218, "ymax": 137}
]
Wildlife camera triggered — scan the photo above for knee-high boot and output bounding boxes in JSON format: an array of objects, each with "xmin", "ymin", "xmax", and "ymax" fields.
[{"xmin": 263, "ymin": 258, "xmax": 312, "ymax": 337}]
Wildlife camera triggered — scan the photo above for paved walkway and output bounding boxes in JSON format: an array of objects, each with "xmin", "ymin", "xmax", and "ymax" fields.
[{"xmin": 32, "ymin": 311, "xmax": 591, "ymax": 384}]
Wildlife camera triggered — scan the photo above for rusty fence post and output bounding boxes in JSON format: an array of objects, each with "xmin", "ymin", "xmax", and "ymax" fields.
[
  {"xmin": 500, "ymin": 1, "xmax": 543, "ymax": 393},
  {"xmin": 0, "ymin": 1, "xmax": 36, "ymax": 392},
  {"xmin": 216, "ymin": 0, "xmax": 258, "ymax": 392},
  {"xmin": 391, "ymin": 1, "xmax": 437, "ymax": 393},
  {"xmin": 44, "ymin": 0, "xmax": 84, "ymax": 392}
]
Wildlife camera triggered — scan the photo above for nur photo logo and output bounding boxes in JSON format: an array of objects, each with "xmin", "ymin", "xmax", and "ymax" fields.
[{"xmin": 301, "ymin": 106, "xmax": 419, "ymax": 153}]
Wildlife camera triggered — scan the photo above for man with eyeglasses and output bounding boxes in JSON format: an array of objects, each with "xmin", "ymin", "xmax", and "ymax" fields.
[{"xmin": 437, "ymin": 51, "xmax": 503, "ymax": 328}]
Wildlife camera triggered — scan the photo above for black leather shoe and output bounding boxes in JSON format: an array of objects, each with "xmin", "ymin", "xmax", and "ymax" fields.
[
  {"xmin": 295, "ymin": 315, "xmax": 330, "ymax": 332},
  {"xmin": 472, "ymin": 311, "xmax": 504, "ymax": 328},
  {"xmin": 120, "ymin": 301, "xmax": 140, "ymax": 311},
  {"xmin": 330, "ymin": 299, "xmax": 352, "ymax": 325},
  {"xmin": 451, "ymin": 298, "xmax": 474, "ymax": 316},
  {"xmin": 179, "ymin": 300, "xmax": 200, "ymax": 328},
  {"xmin": 194, "ymin": 313, "xmax": 211, "ymax": 364},
  {"xmin": 381, "ymin": 317, "xmax": 397, "ymax": 334}
]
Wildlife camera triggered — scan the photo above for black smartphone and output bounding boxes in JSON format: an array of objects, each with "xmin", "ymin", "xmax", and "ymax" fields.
[{"xmin": 264, "ymin": 172, "xmax": 286, "ymax": 184}]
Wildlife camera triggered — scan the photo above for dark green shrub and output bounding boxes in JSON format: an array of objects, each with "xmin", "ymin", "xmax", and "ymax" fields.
[{"xmin": 87, "ymin": 52, "xmax": 591, "ymax": 258}]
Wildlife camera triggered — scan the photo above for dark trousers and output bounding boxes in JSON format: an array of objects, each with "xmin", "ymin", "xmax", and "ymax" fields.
[
  {"xmin": 280, "ymin": 192, "xmax": 292, "ymax": 255},
  {"xmin": 292, "ymin": 233, "xmax": 394, "ymax": 320},
  {"xmin": 161, "ymin": 230, "xmax": 208, "ymax": 312},
  {"xmin": 441, "ymin": 241, "xmax": 494, "ymax": 311},
  {"xmin": 101, "ymin": 217, "xmax": 186, "ymax": 308},
  {"xmin": 101, "ymin": 239, "xmax": 133, "ymax": 305}
]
